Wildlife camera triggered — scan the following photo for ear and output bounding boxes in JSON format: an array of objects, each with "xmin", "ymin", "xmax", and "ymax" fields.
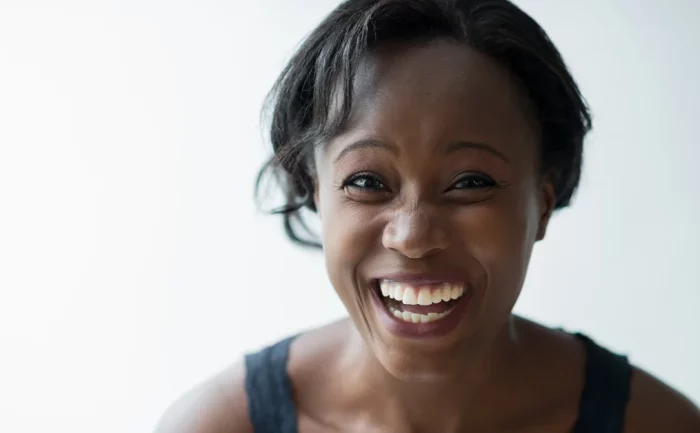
[{"xmin": 536, "ymin": 179, "xmax": 556, "ymax": 241}]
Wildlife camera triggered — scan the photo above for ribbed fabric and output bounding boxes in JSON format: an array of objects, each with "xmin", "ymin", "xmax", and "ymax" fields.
[{"xmin": 244, "ymin": 336, "xmax": 298, "ymax": 433}]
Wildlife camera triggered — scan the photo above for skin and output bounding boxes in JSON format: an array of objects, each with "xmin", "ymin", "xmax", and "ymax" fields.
[
  {"xmin": 315, "ymin": 38, "xmax": 552, "ymax": 386},
  {"xmin": 156, "ymin": 40, "xmax": 700, "ymax": 433}
]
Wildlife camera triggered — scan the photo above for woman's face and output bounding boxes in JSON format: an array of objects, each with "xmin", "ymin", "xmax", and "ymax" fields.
[{"xmin": 313, "ymin": 40, "xmax": 555, "ymax": 381}]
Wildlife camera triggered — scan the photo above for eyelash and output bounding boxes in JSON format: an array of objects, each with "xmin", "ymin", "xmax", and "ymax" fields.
[
  {"xmin": 341, "ymin": 172, "xmax": 499, "ymax": 192},
  {"xmin": 447, "ymin": 172, "xmax": 497, "ymax": 191},
  {"xmin": 343, "ymin": 173, "xmax": 388, "ymax": 191}
]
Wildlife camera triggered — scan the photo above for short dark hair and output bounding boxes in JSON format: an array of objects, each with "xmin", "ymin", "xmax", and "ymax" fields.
[{"xmin": 255, "ymin": 0, "xmax": 592, "ymax": 249}]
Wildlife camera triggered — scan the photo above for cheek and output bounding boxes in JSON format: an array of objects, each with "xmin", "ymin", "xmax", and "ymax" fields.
[
  {"xmin": 467, "ymin": 197, "xmax": 537, "ymax": 262},
  {"xmin": 317, "ymin": 183, "xmax": 379, "ymax": 294},
  {"xmin": 322, "ymin": 208, "xmax": 377, "ymax": 261},
  {"xmin": 460, "ymin": 183, "xmax": 541, "ymax": 301}
]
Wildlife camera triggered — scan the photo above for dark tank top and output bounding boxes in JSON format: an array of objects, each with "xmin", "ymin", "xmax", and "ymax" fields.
[{"xmin": 244, "ymin": 333, "xmax": 632, "ymax": 433}]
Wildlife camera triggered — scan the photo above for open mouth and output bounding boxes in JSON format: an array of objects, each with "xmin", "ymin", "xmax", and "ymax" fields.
[{"xmin": 373, "ymin": 279, "xmax": 467, "ymax": 324}]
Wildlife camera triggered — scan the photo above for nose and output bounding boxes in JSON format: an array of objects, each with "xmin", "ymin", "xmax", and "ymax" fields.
[{"xmin": 381, "ymin": 204, "xmax": 449, "ymax": 259}]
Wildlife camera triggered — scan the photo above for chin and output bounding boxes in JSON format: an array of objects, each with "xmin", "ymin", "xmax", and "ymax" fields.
[{"xmin": 371, "ymin": 336, "xmax": 474, "ymax": 383}]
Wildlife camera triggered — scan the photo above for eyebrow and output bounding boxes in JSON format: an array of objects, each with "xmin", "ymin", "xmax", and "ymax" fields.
[
  {"xmin": 333, "ymin": 138, "xmax": 400, "ymax": 163},
  {"xmin": 445, "ymin": 141, "xmax": 510, "ymax": 163},
  {"xmin": 333, "ymin": 138, "xmax": 510, "ymax": 163}
]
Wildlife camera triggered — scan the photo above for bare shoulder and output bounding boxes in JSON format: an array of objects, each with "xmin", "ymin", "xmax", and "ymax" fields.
[
  {"xmin": 154, "ymin": 359, "xmax": 253, "ymax": 433},
  {"xmin": 516, "ymin": 319, "xmax": 700, "ymax": 433},
  {"xmin": 624, "ymin": 366, "xmax": 700, "ymax": 433},
  {"xmin": 152, "ymin": 322, "xmax": 350, "ymax": 433}
]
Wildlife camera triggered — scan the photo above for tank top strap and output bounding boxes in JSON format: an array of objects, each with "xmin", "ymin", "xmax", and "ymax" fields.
[
  {"xmin": 572, "ymin": 333, "xmax": 633, "ymax": 433},
  {"xmin": 244, "ymin": 335, "xmax": 299, "ymax": 433}
]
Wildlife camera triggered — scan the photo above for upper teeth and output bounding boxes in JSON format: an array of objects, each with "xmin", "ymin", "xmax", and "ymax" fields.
[{"xmin": 379, "ymin": 280, "xmax": 465, "ymax": 305}]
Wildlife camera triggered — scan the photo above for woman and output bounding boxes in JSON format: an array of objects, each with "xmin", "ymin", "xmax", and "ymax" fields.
[{"xmin": 157, "ymin": 0, "xmax": 700, "ymax": 432}]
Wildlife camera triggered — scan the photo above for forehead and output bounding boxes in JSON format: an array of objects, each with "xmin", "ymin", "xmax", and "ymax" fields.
[{"xmin": 333, "ymin": 39, "xmax": 538, "ymax": 155}]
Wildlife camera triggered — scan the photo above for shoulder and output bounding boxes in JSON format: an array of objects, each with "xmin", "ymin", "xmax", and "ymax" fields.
[
  {"xmin": 153, "ymin": 321, "xmax": 350, "ymax": 433},
  {"xmin": 154, "ymin": 359, "xmax": 253, "ymax": 433},
  {"xmin": 624, "ymin": 366, "xmax": 700, "ymax": 433},
  {"xmin": 520, "ymin": 322, "xmax": 700, "ymax": 433}
]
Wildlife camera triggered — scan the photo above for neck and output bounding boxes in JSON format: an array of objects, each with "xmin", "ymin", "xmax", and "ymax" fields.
[{"xmin": 344, "ymin": 316, "xmax": 525, "ymax": 432}]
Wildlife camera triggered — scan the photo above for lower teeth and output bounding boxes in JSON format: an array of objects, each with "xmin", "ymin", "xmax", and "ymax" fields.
[{"xmin": 388, "ymin": 306, "xmax": 454, "ymax": 324}]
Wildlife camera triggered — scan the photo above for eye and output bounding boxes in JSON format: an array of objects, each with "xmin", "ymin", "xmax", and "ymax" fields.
[
  {"xmin": 344, "ymin": 173, "xmax": 387, "ymax": 191},
  {"xmin": 448, "ymin": 173, "xmax": 496, "ymax": 190}
]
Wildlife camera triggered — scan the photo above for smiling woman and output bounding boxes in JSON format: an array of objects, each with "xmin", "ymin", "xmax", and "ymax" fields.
[{"xmin": 155, "ymin": 1, "xmax": 700, "ymax": 432}]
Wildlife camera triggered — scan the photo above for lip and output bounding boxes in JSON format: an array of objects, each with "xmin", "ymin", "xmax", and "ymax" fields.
[
  {"xmin": 372, "ymin": 271, "xmax": 470, "ymax": 286},
  {"xmin": 369, "ymin": 277, "xmax": 472, "ymax": 339}
]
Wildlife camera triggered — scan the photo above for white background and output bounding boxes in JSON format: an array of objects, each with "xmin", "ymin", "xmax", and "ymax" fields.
[{"xmin": 0, "ymin": 1, "xmax": 698, "ymax": 432}]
